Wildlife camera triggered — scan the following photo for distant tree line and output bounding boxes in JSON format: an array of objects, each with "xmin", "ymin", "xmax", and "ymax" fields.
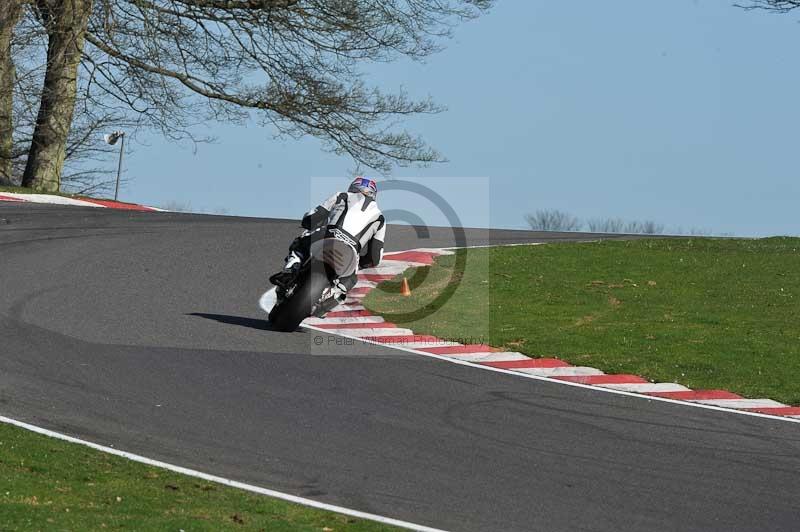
[{"xmin": 525, "ymin": 209, "xmax": 716, "ymax": 236}]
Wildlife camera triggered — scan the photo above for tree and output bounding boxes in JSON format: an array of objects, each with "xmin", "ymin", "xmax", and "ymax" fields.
[
  {"xmin": 0, "ymin": 0, "xmax": 25, "ymax": 184},
  {"xmin": 587, "ymin": 218, "xmax": 625, "ymax": 233},
  {"xmin": 18, "ymin": 0, "xmax": 493, "ymax": 191},
  {"xmin": 528, "ymin": 212, "xmax": 670, "ymax": 235},
  {"xmin": 525, "ymin": 210, "xmax": 583, "ymax": 232},
  {"xmin": 7, "ymin": 6, "xmax": 123, "ymax": 192},
  {"xmin": 21, "ymin": 0, "xmax": 94, "ymax": 191},
  {"xmin": 623, "ymin": 220, "xmax": 664, "ymax": 235},
  {"xmin": 586, "ymin": 217, "xmax": 665, "ymax": 234}
]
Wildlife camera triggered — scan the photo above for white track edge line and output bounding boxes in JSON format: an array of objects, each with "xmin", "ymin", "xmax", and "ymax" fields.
[
  {"xmin": 302, "ymin": 325, "xmax": 800, "ymax": 425},
  {"xmin": 0, "ymin": 415, "xmax": 448, "ymax": 532}
]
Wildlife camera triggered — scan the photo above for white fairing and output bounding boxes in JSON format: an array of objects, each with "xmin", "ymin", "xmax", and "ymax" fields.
[{"xmin": 309, "ymin": 238, "xmax": 359, "ymax": 277}]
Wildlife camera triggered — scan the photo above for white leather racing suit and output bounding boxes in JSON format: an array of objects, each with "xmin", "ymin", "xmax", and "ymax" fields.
[
  {"xmin": 278, "ymin": 192, "xmax": 386, "ymax": 291},
  {"xmin": 304, "ymin": 191, "xmax": 386, "ymax": 269}
]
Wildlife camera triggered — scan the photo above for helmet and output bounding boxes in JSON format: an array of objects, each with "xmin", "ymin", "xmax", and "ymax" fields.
[{"xmin": 348, "ymin": 177, "xmax": 377, "ymax": 199}]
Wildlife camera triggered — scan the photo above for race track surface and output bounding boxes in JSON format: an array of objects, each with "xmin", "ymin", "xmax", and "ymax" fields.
[{"xmin": 1, "ymin": 204, "xmax": 798, "ymax": 532}]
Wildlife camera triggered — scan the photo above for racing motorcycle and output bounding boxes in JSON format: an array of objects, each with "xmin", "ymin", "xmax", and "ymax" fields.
[{"xmin": 268, "ymin": 231, "xmax": 358, "ymax": 332}]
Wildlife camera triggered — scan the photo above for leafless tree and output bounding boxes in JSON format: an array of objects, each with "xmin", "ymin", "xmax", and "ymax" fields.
[
  {"xmin": 7, "ymin": 7, "xmax": 125, "ymax": 193},
  {"xmin": 624, "ymin": 220, "xmax": 664, "ymax": 235},
  {"xmin": 525, "ymin": 209, "xmax": 584, "ymax": 232},
  {"xmin": 19, "ymin": 0, "xmax": 94, "ymax": 191},
  {"xmin": 0, "ymin": 0, "xmax": 25, "ymax": 184},
  {"xmin": 13, "ymin": 0, "xmax": 493, "ymax": 192},
  {"xmin": 586, "ymin": 217, "xmax": 665, "ymax": 235},
  {"xmin": 587, "ymin": 217, "xmax": 625, "ymax": 233}
]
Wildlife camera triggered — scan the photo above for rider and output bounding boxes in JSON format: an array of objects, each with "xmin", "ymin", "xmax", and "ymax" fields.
[{"xmin": 269, "ymin": 177, "xmax": 386, "ymax": 295}]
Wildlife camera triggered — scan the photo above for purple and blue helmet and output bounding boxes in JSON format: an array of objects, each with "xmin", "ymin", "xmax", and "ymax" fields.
[{"xmin": 348, "ymin": 177, "xmax": 378, "ymax": 199}]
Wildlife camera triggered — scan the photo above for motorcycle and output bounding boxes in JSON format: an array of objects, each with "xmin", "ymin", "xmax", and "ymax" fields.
[{"xmin": 268, "ymin": 231, "xmax": 358, "ymax": 331}]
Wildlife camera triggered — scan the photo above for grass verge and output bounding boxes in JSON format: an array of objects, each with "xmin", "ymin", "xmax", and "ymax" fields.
[
  {"xmin": 364, "ymin": 238, "xmax": 800, "ymax": 405},
  {"xmin": 0, "ymin": 421, "xmax": 401, "ymax": 531}
]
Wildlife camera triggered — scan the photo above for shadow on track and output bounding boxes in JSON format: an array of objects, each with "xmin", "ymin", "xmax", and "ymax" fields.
[{"xmin": 188, "ymin": 312, "xmax": 277, "ymax": 331}]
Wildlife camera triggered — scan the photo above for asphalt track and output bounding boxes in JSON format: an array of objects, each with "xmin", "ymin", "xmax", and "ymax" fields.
[{"xmin": 1, "ymin": 204, "xmax": 798, "ymax": 532}]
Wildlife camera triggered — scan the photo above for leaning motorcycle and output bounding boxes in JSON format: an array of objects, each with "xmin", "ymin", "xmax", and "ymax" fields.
[{"xmin": 268, "ymin": 230, "xmax": 358, "ymax": 332}]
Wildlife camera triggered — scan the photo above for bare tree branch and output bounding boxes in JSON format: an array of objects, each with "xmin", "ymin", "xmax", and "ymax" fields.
[
  {"xmin": 736, "ymin": 1, "xmax": 800, "ymax": 12},
  {"xmin": 16, "ymin": 0, "xmax": 493, "ymax": 190}
]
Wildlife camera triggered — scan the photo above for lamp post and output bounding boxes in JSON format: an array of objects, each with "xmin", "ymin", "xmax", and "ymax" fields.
[{"xmin": 103, "ymin": 130, "xmax": 125, "ymax": 201}]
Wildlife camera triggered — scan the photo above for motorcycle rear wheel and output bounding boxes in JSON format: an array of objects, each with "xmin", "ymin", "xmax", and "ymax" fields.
[{"xmin": 269, "ymin": 266, "xmax": 330, "ymax": 332}]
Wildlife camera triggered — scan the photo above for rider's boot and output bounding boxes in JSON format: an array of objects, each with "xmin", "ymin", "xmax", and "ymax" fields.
[
  {"xmin": 269, "ymin": 252, "xmax": 302, "ymax": 289},
  {"xmin": 312, "ymin": 279, "xmax": 349, "ymax": 318}
]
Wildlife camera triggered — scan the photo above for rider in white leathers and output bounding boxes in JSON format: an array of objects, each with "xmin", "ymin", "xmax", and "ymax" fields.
[{"xmin": 269, "ymin": 177, "xmax": 386, "ymax": 294}]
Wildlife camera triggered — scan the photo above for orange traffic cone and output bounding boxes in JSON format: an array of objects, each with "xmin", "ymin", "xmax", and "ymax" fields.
[{"xmin": 400, "ymin": 277, "xmax": 412, "ymax": 297}]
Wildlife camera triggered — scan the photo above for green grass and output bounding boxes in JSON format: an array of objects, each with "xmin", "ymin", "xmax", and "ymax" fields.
[
  {"xmin": 0, "ymin": 422, "xmax": 401, "ymax": 531},
  {"xmin": 364, "ymin": 238, "xmax": 800, "ymax": 405}
]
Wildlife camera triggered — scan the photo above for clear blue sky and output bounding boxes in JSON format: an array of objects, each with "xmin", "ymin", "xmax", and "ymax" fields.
[{"xmin": 122, "ymin": 1, "xmax": 800, "ymax": 236}]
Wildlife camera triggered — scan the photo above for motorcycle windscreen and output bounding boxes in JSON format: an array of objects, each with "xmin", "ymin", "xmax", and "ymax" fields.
[{"xmin": 309, "ymin": 237, "xmax": 358, "ymax": 278}]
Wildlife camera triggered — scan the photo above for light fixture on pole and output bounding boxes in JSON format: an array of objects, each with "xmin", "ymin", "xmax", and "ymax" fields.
[{"xmin": 103, "ymin": 130, "xmax": 125, "ymax": 201}]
